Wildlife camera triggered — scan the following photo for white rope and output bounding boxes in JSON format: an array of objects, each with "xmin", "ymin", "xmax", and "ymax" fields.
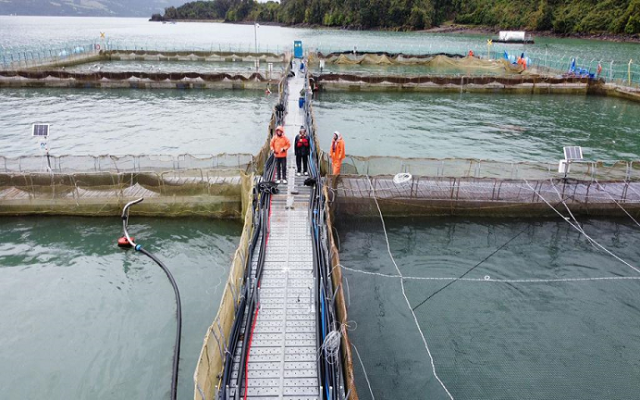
[
  {"xmin": 351, "ymin": 343, "xmax": 375, "ymax": 400},
  {"xmin": 625, "ymin": 182, "xmax": 640, "ymax": 199},
  {"xmin": 340, "ymin": 265, "xmax": 640, "ymax": 283},
  {"xmin": 340, "ymin": 265, "xmax": 402, "ymax": 278},
  {"xmin": 594, "ymin": 180, "xmax": 640, "ymax": 228},
  {"xmin": 548, "ymin": 178, "xmax": 598, "ymax": 248},
  {"xmin": 320, "ymin": 330, "xmax": 342, "ymax": 364},
  {"xmin": 525, "ymin": 179, "xmax": 640, "ymax": 275},
  {"xmin": 365, "ymin": 175, "xmax": 455, "ymax": 400}
]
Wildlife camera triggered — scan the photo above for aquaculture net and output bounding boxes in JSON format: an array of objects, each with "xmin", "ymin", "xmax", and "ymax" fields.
[
  {"xmin": 324, "ymin": 155, "xmax": 640, "ymax": 218},
  {"xmin": 0, "ymin": 154, "xmax": 254, "ymax": 173},
  {"xmin": 0, "ymin": 154, "xmax": 254, "ymax": 217},
  {"xmin": 330, "ymin": 155, "xmax": 640, "ymax": 182},
  {"xmin": 193, "ymin": 174, "xmax": 255, "ymax": 400},
  {"xmin": 334, "ymin": 177, "xmax": 640, "ymax": 400},
  {"xmin": 311, "ymin": 53, "xmax": 524, "ymax": 76}
]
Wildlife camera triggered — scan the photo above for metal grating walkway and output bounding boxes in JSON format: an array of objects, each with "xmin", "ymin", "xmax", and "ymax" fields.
[{"xmin": 229, "ymin": 68, "xmax": 320, "ymax": 400}]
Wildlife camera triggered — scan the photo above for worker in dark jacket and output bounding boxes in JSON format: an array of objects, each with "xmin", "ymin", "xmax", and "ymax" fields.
[{"xmin": 294, "ymin": 126, "xmax": 310, "ymax": 176}]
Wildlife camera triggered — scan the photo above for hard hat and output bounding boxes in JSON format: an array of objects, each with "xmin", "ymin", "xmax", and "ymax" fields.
[{"xmin": 276, "ymin": 125, "xmax": 284, "ymax": 133}]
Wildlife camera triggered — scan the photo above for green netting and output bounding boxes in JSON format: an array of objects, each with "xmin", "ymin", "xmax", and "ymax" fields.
[
  {"xmin": 334, "ymin": 155, "xmax": 640, "ymax": 182},
  {"xmin": 0, "ymin": 154, "xmax": 255, "ymax": 173},
  {"xmin": 0, "ymin": 154, "xmax": 254, "ymax": 217},
  {"xmin": 193, "ymin": 174, "xmax": 254, "ymax": 400},
  {"xmin": 312, "ymin": 53, "xmax": 524, "ymax": 76}
]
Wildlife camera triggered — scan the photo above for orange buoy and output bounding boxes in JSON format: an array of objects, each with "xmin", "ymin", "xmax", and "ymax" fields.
[{"xmin": 117, "ymin": 236, "xmax": 133, "ymax": 248}]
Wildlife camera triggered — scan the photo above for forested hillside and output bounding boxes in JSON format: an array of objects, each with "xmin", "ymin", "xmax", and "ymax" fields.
[{"xmin": 152, "ymin": 0, "xmax": 640, "ymax": 35}]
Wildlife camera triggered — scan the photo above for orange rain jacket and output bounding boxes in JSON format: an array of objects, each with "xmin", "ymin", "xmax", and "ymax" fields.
[
  {"xmin": 270, "ymin": 134, "xmax": 291, "ymax": 158},
  {"xmin": 330, "ymin": 137, "xmax": 345, "ymax": 162}
]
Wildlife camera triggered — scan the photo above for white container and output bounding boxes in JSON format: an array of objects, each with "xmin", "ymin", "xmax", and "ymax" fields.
[{"xmin": 499, "ymin": 31, "xmax": 526, "ymax": 41}]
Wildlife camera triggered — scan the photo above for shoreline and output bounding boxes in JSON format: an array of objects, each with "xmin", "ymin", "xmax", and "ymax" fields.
[
  {"xmin": 421, "ymin": 24, "xmax": 640, "ymax": 44},
  {"xmin": 149, "ymin": 18, "xmax": 640, "ymax": 44}
]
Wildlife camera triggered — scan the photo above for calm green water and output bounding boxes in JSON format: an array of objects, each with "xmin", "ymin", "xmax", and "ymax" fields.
[
  {"xmin": 338, "ymin": 217, "xmax": 640, "ymax": 400},
  {"xmin": 314, "ymin": 91, "xmax": 640, "ymax": 161},
  {"xmin": 65, "ymin": 60, "xmax": 281, "ymax": 74},
  {"xmin": 0, "ymin": 17, "xmax": 639, "ymax": 63},
  {"xmin": 0, "ymin": 217, "xmax": 241, "ymax": 400},
  {"xmin": 0, "ymin": 88, "xmax": 275, "ymax": 156}
]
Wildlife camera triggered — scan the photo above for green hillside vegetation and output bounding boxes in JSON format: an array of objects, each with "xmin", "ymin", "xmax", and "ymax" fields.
[{"xmin": 152, "ymin": 0, "xmax": 640, "ymax": 34}]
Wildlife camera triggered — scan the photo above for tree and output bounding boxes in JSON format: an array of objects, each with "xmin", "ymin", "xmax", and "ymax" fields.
[{"xmin": 156, "ymin": 0, "xmax": 640, "ymax": 35}]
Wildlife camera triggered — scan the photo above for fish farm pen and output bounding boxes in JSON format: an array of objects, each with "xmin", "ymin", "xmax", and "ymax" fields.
[{"xmin": 2, "ymin": 37, "xmax": 640, "ymax": 400}]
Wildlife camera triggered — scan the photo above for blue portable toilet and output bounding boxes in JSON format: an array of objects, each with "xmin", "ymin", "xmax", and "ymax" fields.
[{"xmin": 294, "ymin": 41, "xmax": 303, "ymax": 59}]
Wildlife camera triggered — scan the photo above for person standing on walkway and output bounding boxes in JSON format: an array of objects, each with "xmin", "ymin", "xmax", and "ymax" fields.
[
  {"xmin": 271, "ymin": 125, "xmax": 290, "ymax": 184},
  {"xmin": 329, "ymin": 131, "xmax": 345, "ymax": 175},
  {"xmin": 294, "ymin": 126, "xmax": 310, "ymax": 176}
]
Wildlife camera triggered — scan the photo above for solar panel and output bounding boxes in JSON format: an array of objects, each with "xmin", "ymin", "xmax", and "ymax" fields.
[
  {"xmin": 563, "ymin": 146, "xmax": 583, "ymax": 161},
  {"xmin": 32, "ymin": 124, "xmax": 50, "ymax": 137}
]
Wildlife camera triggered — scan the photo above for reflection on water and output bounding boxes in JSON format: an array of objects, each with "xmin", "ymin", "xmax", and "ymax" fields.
[
  {"xmin": 0, "ymin": 217, "xmax": 241, "ymax": 400},
  {"xmin": 338, "ymin": 217, "xmax": 640, "ymax": 400}
]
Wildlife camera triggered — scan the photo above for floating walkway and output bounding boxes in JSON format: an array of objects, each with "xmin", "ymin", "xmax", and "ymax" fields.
[
  {"xmin": 227, "ymin": 71, "xmax": 321, "ymax": 399},
  {"xmin": 199, "ymin": 63, "xmax": 356, "ymax": 400}
]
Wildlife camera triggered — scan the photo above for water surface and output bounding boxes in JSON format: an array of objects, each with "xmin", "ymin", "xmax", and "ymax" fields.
[
  {"xmin": 0, "ymin": 216, "xmax": 241, "ymax": 400},
  {"xmin": 338, "ymin": 217, "xmax": 640, "ymax": 400},
  {"xmin": 0, "ymin": 88, "xmax": 275, "ymax": 156},
  {"xmin": 314, "ymin": 91, "xmax": 640, "ymax": 161}
]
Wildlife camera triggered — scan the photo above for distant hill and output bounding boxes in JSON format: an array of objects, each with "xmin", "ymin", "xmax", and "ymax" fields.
[
  {"xmin": 154, "ymin": 0, "xmax": 640, "ymax": 35},
  {"xmin": 0, "ymin": 0, "xmax": 187, "ymax": 17}
]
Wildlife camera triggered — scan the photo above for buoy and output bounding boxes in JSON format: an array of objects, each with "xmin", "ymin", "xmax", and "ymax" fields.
[
  {"xmin": 393, "ymin": 172, "xmax": 412, "ymax": 185},
  {"xmin": 117, "ymin": 236, "xmax": 133, "ymax": 248}
]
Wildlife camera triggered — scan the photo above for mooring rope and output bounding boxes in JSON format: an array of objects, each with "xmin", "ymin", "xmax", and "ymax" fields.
[
  {"xmin": 351, "ymin": 343, "xmax": 376, "ymax": 400},
  {"xmin": 594, "ymin": 179, "xmax": 640, "ymax": 229},
  {"xmin": 524, "ymin": 179, "xmax": 640, "ymax": 275},
  {"xmin": 339, "ymin": 264, "xmax": 640, "ymax": 283},
  {"xmin": 548, "ymin": 178, "xmax": 598, "ymax": 248},
  {"xmin": 365, "ymin": 174, "xmax": 455, "ymax": 400}
]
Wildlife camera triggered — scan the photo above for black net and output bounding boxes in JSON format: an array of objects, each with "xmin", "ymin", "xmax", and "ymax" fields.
[{"xmin": 337, "ymin": 214, "xmax": 640, "ymax": 400}]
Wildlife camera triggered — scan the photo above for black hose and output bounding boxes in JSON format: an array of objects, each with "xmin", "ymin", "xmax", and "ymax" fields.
[
  {"xmin": 219, "ymin": 156, "xmax": 277, "ymax": 400},
  {"xmin": 138, "ymin": 246, "xmax": 182, "ymax": 400}
]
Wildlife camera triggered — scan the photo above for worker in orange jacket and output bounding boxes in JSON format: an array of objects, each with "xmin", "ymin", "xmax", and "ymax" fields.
[
  {"xmin": 270, "ymin": 125, "xmax": 291, "ymax": 184},
  {"xmin": 329, "ymin": 131, "xmax": 345, "ymax": 175}
]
